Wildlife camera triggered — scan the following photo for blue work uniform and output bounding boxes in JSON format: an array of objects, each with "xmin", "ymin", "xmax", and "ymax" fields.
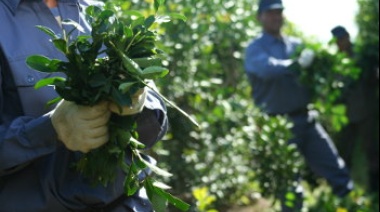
[
  {"xmin": 0, "ymin": 0, "xmax": 168, "ymax": 211},
  {"xmin": 245, "ymin": 33, "xmax": 353, "ymax": 211}
]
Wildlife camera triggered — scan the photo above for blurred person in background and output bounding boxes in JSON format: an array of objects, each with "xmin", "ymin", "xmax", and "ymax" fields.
[
  {"xmin": 331, "ymin": 26, "xmax": 379, "ymax": 194},
  {"xmin": 244, "ymin": 0, "xmax": 354, "ymax": 211}
]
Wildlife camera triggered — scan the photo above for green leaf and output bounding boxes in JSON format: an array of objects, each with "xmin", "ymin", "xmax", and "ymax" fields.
[
  {"xmin": 146, "ymin": 180, "xmax": 190, "ymax": 211},
  {"xmin": 85, "ymin": 5, "xmax": 102, "ymax": 18},
  {"xmin": 124, "ymin": 27, "xmax": 134, "ymax": 38},
  {"xmin": 331, "ymin": 104, "xmax": 347, "ymax": 115},
  {"xmin": 137, "ymin": 154, "xmax": 172, "ymax": 177},
  {"xmin": 132, "ymin": 17, "xmax": 146, "ymax": 29},
  {"xmin": 146, "ymin": 179, "xmax": 168, "ymax": 212},
  {"xmin": 144, "ymin": 16, "xmax": 156, "ymax": 29},
  {"xmin": 26, "ymin": 55, "xmax": 56, "ymax": 73},
  {"xmin": 47, "ymin": 96, "xmax": 63, "ymax": 106},
  {"xmin": 154, "ymin": 0, "xmax": 165, "ymax": 12},
  {"xmin": 152, "ymin": 181, "xmax": 172, "ymax": 190},
  {"xmin": 130, "ymin": 137, "xmax": 146, "ymax": 149},
  {"xmin": 61, "ymin": 19, "xmax": 85, "ymax": 33},
  {"xmin": 286, "ymin": 192, "xmax": 297, "ymax": 201},
  {"xmin": 111, "ymin": 87, "xmax": 132, "ymax": 107},
  {"xmin": 119, "ymin": 52, "xmax": 143, "ymax": 75},
  {"xmin": 155, "ymin": 13, "xmax": 187, "ymax": 23},
  {"xmin": 124, "ymin": 163, "xmax": 140, "ymax": 196},
  {"xmin": 36, "ymin": 25, "xmax": 59, "ymax": 39},
  {"xmin": 114, "ymin": 19, "xmax": 128, "ymax": 36},
  {"xmin": 119, "ymin": 82, "xmax": 137, "ymax": 94},
  {"xmin": 123, "ymin": 10, "xmax": 144, "ymax": 18},
  {"xmin": 133, "ymin": 58, "xmax": 162, "ymax": 68},
  {"xmin": 98, "ymin": 10, "xmax": 114, "ymax": 20},
  {"xmin": 168, "ymin": 13, "xmax": 187, "ymax": 22},
  {"xmin": 285, "ymin": 201, "xmax": 295, "ymax": 208},
  {"xmin": 141, "ymin": 66, "xmax": 169, "ymax": 79},
  {"xmin": 134, "ymin": 158, "xmax": 148, "ymax": 170},
  {"xmin": 143, "ymin": 160, "xmax": 172, "ymax": 178},
  {"xmin": 53, "ymin": 39, "xmax": 67, "ymax": 54},
  {"xmin": 34, "ymin": 77, "xmax": 66, "ymax": 89}
]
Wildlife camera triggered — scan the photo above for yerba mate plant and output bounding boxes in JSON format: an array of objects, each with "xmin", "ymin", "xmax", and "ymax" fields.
[{"xmin": 291, "ymin": 43, "xmax": 361, "ymax": 133}]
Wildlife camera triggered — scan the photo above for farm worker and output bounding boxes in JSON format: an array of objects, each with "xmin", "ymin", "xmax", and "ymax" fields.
[
  {"xmin": 0, "ymin": 0, "xmax": 168, "ymax": 211},
  {"xmin": 331, "ymin": 26, "xmax": 379, "ymax": 194},
  {"xmin": 244, "ymin": 0, "xmax": 354, "ymax": 211}
]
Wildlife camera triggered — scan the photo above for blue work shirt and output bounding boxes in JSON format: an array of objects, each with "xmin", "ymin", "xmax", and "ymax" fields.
[
  {"xmin": 244, "ymin": 33, "xmax": 310, "ymax": 114},
  {"xmin": 0, "ymin": 0, "xmax": 168, "ymax": 211}
]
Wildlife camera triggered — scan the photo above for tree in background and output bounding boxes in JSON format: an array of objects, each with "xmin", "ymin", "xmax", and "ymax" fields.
[
  {"xmin": 355, "ymin": 0, "xmax": 379, "ymax": 195},
  {"xmin": 356, "ymin": 0, "xmax": 379, "ymax": 73}
]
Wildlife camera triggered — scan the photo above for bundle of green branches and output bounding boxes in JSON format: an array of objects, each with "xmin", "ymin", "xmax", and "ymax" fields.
[
  {"xmin": 291, "ymin": 43, "xmax": 361, "ymax": 133},
  {"xmin": 26, "ymin": 3, "xmax": 193, "ymax": 211}
]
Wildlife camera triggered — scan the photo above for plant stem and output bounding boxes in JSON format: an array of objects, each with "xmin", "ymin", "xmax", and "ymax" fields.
[{"xmin": 141, "ymin": 80, "xmax": 200, "ymax": 128}]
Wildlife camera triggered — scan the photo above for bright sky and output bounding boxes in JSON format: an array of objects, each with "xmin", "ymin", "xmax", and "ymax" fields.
[{"xmin": 284, "ymin": 0, "xmax": 359, "ymax": 43}]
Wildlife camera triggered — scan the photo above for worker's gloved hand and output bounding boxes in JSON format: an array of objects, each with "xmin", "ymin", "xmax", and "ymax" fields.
[
  {"xmin": 298, "ymin": 49, "xmax": 315, "ymax": 68},
  {"xmin": 109, "ymin": 88, "xmax": 147, "ymax": 116},
  {"xmin": 51, "ymin": 101, "xmax": 111, "ymax": 153}
]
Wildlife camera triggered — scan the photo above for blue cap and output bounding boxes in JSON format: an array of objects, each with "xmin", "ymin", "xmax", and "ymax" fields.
[
  {"xmin": 258, "ymin": 0, "xmax": 284, "ymax": 13},
  {"xmin": 331, "ymin": 26, "xmax": 349, "ymax": 39}
]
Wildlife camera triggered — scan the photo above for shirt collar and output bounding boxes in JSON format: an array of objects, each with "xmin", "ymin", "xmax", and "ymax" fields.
[
  {"xmin": 262, "ymin": 32, "xmax": 286, "ymax": 44},
  {"xmin": 1, "ymin": 0, "xmax": 78, "ymax": 14}
]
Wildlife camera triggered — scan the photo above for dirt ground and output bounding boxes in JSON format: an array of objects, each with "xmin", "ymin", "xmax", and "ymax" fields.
[{"xmin": 226, "ymin": 199, "xmax": 274, "ymax": 212}]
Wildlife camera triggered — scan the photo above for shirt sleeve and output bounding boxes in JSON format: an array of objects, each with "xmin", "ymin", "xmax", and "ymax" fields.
[
  {"xmin": 0, "ymin": 114, "xmax": 59, "ymax": 176},
  {"xmin": 136, "ymin": 87, "xmax": 168, "ymax": 149},
  {"xmin": 244, "ymin": 42, "xmax": 294, "ymax": 79}
]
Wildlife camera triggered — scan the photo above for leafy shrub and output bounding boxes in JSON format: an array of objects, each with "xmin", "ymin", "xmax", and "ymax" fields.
[{"xmin": 290, "ymin": 43, "xmax": 361, "ymax": 133}]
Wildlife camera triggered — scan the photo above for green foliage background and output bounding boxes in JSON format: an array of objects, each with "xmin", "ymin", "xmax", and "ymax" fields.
[
  {"xmin": 103, "ymin": 0, "xmax": 378, "ymax": 211},
  {"xmin": 356, "ymin": 0, "xmax": 379, "ymax": 73}
]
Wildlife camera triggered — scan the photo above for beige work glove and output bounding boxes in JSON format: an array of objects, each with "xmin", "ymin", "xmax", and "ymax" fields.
[
  {"xmin": 297, "ymin": 49, "xmax": 315, "ymax": 68},
  {"xmin": 109, "ymin": 88, "xmax": 147, "ymax": 116},
  {"xmin": 51, "ymin": 101, "xmax": 111, "ymax": 153}
]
